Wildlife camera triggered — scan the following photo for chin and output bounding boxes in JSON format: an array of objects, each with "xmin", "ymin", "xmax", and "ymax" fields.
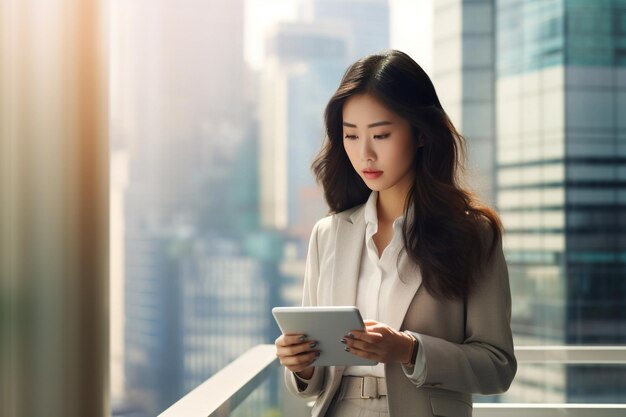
[{"xmin": 362, "ymin": 182, "xmax": 386, "ymax": 192}]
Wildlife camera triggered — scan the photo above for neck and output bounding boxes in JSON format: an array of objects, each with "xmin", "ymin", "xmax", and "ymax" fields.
[{"xmin": 377, "ymin": 187, "xmax": 409, "ymax": 223}]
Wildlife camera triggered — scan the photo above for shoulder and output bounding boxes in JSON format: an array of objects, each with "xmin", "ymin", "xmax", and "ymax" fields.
[
  {"xmin": 465, "ymin": 207, "xmax": 500, "ymax": 241},
  {"xmin": 469, "ymin": 212, "xmax": 503, "ymax": 261},
  {"xmin": 327, "ymin": 203, "xmax": 365, "ymax": 225},
  {"xmin": 310, "ymin": 203, "xmax": 366, "ymax": 240}
]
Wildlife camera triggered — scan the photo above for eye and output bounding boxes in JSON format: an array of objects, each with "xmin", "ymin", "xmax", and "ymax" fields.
[
  {"xmin": 373, "ymin": 133, "xmax": 390, "ymax": 139},
  {"xmin": 344, "ymin": 134, "xmax": 358, "ymax": 140}
]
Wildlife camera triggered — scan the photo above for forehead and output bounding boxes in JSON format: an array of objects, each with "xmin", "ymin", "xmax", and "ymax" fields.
[{"xmin": 342, "ymin": 93, "xmax": 396, "ymax": 122}]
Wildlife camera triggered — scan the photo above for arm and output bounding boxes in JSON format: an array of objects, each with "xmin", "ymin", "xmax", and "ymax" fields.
[{"xmin": 403, "ymin": 231, "xmax": 517, "ymax": 394}]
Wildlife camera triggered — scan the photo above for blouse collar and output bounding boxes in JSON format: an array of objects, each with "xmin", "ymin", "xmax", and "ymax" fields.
[{"xmin": 364, "ymin": 191, "xmax": 405, "ymax": 229}]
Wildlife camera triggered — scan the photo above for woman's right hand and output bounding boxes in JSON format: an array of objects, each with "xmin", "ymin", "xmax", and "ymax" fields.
[{"xmin": 275, "ymin": 334, "xmax": 320, "ymax": 379}]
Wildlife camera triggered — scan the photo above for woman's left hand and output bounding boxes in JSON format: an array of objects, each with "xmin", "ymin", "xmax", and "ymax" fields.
[{"xmin": 343, "ymin": 320, "xmax": 414, "ymax": 364}]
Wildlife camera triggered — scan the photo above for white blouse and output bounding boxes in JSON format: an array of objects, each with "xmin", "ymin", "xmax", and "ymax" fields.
[{"xmin": 344, "ymin": 191, "xmax": 426, "ymax": 380}]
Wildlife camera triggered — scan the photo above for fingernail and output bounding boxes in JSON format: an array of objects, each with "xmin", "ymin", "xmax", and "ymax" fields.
[
  {"xmin": 309, "ymin": 342, "xmax": 317, "ymax": 348},
  {"xmin": 340, "ymin": 338, "xmax": 346, "ymax": 344},
  {"xmin": 298, "ymin": 335, "xmax": 306, "ymax": 342},
  {"xmin": 347, "ymin": 332, "xmax": 355, "ymax": 339},
  {"xmin": 315, "ymin": 350, "xmax": 321, "ymax": 357},
  {"xmin": 344, "ymin": 346, "xmax": 350, "ymax": 352}
]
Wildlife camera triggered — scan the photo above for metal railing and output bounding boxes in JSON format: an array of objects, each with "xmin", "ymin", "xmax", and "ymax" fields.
[
  {"xmin": 159, "ymin": 345, "xmax": 626, "ymax": 417},
  {"xmin": 159, "ymin": 345, "xmax": 278, "ymax": 417}
]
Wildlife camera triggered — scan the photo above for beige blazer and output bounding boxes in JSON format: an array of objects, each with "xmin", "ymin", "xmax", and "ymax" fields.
[{"xmin": 284, "ymin": 203, "xmax": 517, "ymax": 417}]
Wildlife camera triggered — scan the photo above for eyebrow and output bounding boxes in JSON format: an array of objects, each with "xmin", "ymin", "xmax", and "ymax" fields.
[{"xmin": 342, "ymin": 121, "xmax": 393, "ymax": 128}]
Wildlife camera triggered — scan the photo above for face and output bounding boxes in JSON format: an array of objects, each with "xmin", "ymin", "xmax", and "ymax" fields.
[{"xmin": 342, "ymin": 93, "xmax": 419, "ymax": 198}]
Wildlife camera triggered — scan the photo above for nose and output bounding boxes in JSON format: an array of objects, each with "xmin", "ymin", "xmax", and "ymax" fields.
[{"xmin": 360, "ymin": 138, "xmax": 376, "ymax": 162}]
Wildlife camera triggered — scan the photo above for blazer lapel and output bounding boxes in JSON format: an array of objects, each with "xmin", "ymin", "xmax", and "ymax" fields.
[
  {"xmin": 312, "ymin": 366, "xmax": 345, "ymax": 417},
  {"xmin": 330, "ymin": 207, "xmax": 365, "ymax": 306},
  {"xmin": 385, "ymin": 250, "xmax": 422, "ymax": 331}
]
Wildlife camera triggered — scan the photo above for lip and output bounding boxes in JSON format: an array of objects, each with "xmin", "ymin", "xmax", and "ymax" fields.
[{"xmin": 362, "ymin": 169, "xmax": 383, "ymax": 179}]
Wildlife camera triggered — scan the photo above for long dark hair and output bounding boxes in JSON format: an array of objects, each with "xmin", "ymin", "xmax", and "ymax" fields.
[{"xmin": 312, "ymin": 49, "xmax": 503, "ymax": 301}]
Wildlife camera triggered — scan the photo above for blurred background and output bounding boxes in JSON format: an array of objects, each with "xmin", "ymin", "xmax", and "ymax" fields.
[
  {"xmin": 1, "ymin": 0, "xmax": 625, "ymax": 417},
  {"xmin": 109, "ymin": 0, "xmax": 430, "ymax": 415},
  {"xmin": 109, "ymin": 0, "xmax": 626, "ymax": 415}
]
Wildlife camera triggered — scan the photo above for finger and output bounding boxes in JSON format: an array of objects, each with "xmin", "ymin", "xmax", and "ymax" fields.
[
  {"xmin": 364, "ymin": 323, "xmax": 388, "ymax": 333},
  {"xmin": 280, "ymin": 350, "xmax": 320, "ymax": 367},
  {"xmin": 343, "ymin": 344, "xmax": 379, "ymax": 361},
  {"xmin": 345, "ymin": 330, "xmax": 383, "ymax": 344},
  {"xmin": 277, "ymin": 340, "xmax": 319, "ymax": 358},
  {"xmin": 277, "ymin": 334, "xmax": 309, "ymax": 346},
  {"xmin": 344, "ymin": 336, "xmax": 380, "ymax": 354},
  {"xmin": 363, "ymin": 319, "xmax": 380, "ymax": 326}
]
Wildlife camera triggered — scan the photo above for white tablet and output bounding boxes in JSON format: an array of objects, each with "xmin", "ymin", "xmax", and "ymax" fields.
[{"xmin": 272, "ymin": 306, "xmax": 377, "ymax": 366}]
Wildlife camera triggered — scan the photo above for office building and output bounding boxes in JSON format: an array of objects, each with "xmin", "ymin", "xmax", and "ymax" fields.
[
  {"xmin": 436, "ymin": 0, "xmax": 626, "ymax": 403},
  {"xmin": 115, "ymin": 0, "xmax": 249, "ymax": 414},
  {"xmin": 432, "ymin": 0, "xmax": 497, "ymax": 204},
  {"xmin": 259, "ymin": 21, "xmax": 347, "ymax": 244},
  {"xmin": 310, "ymin": 0, "xmax": 390, "ymax": 61},
  {"xmin": 495, "ymin": 0, "xmax": 626, "ymax": 402}
]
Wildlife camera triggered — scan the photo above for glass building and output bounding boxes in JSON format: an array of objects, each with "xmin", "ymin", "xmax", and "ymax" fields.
[
  {"xmin": 310, "ymin": 0, "xmax": 390, "ymax": 61},
  {"xmin": 260, "ymin": 0, "xmax": 391, "ymax": 252},
  {"xmin": 124, "ymin": 231, "xmax": 181, "ymax": 416},
  {"xmin": 435, "ymin": 0, "xmax": 626, "ymax": 403},
  {"xmin": 433, "ymin": 0, "xmax": 497, "ymax": 204},
  {"xmin": 117, "ymin": 0, "xmax": 254, "ymax": 415},
  {"xmin": 179, "ymin": 244, "xmax": 272, "ymax": 400},
  {"xmin": 260, "ymin": 21, "xmax": 348, "ymax": 244},
  {"xmin": 496, "ymin": 0, "xmax": 626, "ymax": 402}
]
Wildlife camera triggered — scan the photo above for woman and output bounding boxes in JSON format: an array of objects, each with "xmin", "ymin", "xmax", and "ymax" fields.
[{"xmin": 274, "ymin": 49, "xmax": 516, "ymax": 417}]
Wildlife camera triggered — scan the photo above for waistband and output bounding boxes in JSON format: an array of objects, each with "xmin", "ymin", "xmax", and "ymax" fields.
[{"xmin": 340, "ymin": 376, "xmax": 387, "ymax": 399}]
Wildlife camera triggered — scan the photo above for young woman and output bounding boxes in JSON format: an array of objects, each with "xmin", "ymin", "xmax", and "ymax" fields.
[{"xmin": 274, "ymin": 49, "xmax": 516, "ymax": 417}]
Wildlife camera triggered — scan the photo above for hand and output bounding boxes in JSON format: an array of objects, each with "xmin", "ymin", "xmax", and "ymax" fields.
[
  {"xmin": 275, "ymin": 334, "xmax": 320, "ymax": 378},
  {"xmin": 342, "ymin": 320, "xmax": 414, "ymax": 364}
]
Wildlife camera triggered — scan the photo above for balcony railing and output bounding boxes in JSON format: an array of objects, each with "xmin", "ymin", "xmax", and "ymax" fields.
[{"xmin": 159, "ymin": 345, "xmax": 626, "ymax": 417}]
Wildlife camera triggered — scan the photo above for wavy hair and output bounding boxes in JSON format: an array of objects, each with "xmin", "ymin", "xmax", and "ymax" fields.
[{"xmin": 312, "ymin": 50, "xmax": 503, "ymax": 300}]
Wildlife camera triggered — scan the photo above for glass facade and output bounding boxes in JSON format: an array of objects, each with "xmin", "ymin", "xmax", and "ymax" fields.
[
  {"xmin": 312, "ymin": 0, "xmax": 390, "ymax": 61},
  {"xmin": 496, "ymin": 0, "xmax": 626, "ymax": 403},
  {"xmin": 433, "ymin": 0, "xmax": 497, "ymax": 204},
  {"xmin": 260, "ymin": 22, "xmax": 347, "ymax": 243},
  {"xmin": 497, "ymin": 0, "xmax": 565, "ymax": 76},
  {"xmin": 566, "ymin": 0, "xmax": 626, "ymax": 67}
]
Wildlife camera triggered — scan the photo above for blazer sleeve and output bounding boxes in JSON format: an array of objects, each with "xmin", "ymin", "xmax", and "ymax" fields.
[
  {"xmin": 405, "ymin": 227, "xmax": 517, "ymax": 395},
  {"xmin": 284, "ymin": 219, "xmax": 327, "ymax": 398}
]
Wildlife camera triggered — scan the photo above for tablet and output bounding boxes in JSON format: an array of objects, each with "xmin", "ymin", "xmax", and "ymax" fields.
[{"xmin": 272, "ymin": 306, "xmax": 377, "ymax": 366}]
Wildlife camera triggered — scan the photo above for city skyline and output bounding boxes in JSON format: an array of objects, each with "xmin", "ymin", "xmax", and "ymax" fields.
[{"xmin": 109, "ymin": 1, "xmax": 625, "ymax": 415}]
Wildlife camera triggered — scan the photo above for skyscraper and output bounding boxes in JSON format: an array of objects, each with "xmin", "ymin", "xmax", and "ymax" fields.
[
  {"xmin": 310, "ymin": 0, "xmax": 390, "ymax": 61},
  {"xmin": 495, "ymin": 0, "xmax": 626, "ymax": 402},
  {"xmin": 113, "ymin": 0, "xmax": 249, "ymax": 415},
  {"xmin": 434, "ymin": 0, "xmax": 626, "ymax": 403},
  {"xmin": 432, "ymin": 0, "xmax": 497, "ymax": 204},
  {"xmin": 260, "ymin": 0, "xmax": 391, "ymax": 248},
  {"xmin": 260, "ymin": 21, "xmax": 348, "ymax": 244},
  {"xmin": 179, "ymin": 243, "xmax": 271, "ymax": 389}
]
